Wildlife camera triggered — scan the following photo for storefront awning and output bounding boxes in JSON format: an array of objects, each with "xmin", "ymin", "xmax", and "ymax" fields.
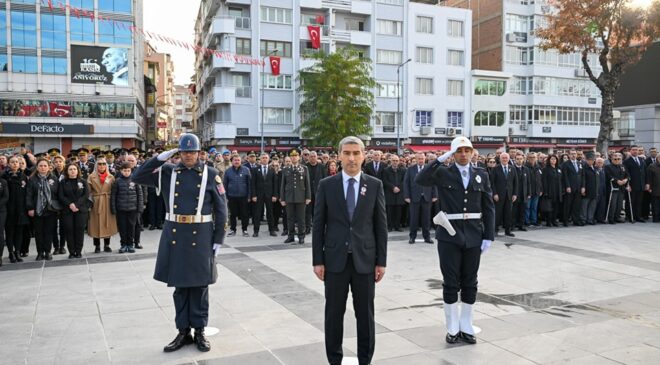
[
  {"xmin": 406, "ymin": 145, "xmax": 450, "ymax": 152},
  {"xmin": 508, "ymin": 143, "xmax": 555, "ymax": 148}
]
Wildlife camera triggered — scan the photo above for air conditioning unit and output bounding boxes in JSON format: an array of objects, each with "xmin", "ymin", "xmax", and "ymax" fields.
[
  {"xmin": 508, "ymin": 127, "xmax": 515, "ymax": 136},
  {"xmin": 520, "ymin": 124, "xmax": 528, "ymax": 131},
  {"xmin": 420, "ymin": 126, "xmax": 431, "ymax": 135},
  {"xmin": 447, "ymin": 128, "xmax": 456, "ymax": 137},
  {"xmin": 455, "ymin": 128, "xmax": 462, "ymax": 135},
  {"xmin": 574, "ymin": 68, "xmax": 588, "ymax": 78}
]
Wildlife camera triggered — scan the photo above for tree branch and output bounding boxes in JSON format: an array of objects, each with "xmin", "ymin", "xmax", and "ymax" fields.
[{"xmin": 582, "ymin": 51, "xmax": 603, "ymax": 91}]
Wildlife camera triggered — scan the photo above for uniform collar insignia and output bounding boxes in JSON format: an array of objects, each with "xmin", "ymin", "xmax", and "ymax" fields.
[{"xmin": 175, "ymin": 161, "xmax": 203, "ymax": 172}]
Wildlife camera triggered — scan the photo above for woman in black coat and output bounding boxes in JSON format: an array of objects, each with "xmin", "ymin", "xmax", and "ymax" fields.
[
  {"xmin": 382, "ymin": 158, "xmax": 406, "ymax": 231},
  {"xmin": 26, "ymin": 158, "xmax": 60, "ymax": 261},
  {"xmin": 541, "ymin": 155, "xmax": 563, "ymax": 227},
  {"xmin": 58, "ymin": 163, "xmax": 90, "ymax": 259},
  {"xmin": 2, "ymin": 156, "xmax": 29, "ymax": 263},
  {"xmin": 0, "ymin": 175, "xmax": 9, "ymax": 266}
]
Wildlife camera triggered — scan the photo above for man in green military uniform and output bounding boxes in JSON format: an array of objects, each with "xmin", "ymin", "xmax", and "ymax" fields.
[{"xmin": 280, "ymin": 149, "xmax": 311, "ymax": 244}]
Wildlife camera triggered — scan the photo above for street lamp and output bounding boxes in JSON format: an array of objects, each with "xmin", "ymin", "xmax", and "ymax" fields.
[
  {"xmin": 261, "ymin": 49, "xmax": 279, "ymax": 154},
  {"xmin": 397, "ymin": 58, "xmax": 412, "ymax": 155}
]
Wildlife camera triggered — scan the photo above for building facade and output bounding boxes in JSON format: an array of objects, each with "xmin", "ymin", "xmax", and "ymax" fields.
[
  {"xmin": 173, "ymin": 84, "xmax": 194, "ymax": 139},
  {"xmin": 193, "ymin": 0, "xmax": 472, "ymax": 152},
  {"xmin": 144, "ymin": 45, "xmax": 175, "ymax": 146},
  {"xmin": 0, "ymin": 0, "xmax": 145, "ymax": 155}
]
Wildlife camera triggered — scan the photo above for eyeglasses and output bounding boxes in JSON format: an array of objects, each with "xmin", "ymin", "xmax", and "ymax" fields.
[
  {"xmin": 97, "ymin": 162, "xmax": 107, "ymax": 165},
  {"xmin": 612, "ymin": 158, "xmax": 621, "ymax": 161}
]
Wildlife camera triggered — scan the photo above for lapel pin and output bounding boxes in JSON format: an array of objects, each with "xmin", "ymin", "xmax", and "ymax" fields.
[{"xmin": 360, "ymin": 186, "xmax": 367, "ymax": 196}]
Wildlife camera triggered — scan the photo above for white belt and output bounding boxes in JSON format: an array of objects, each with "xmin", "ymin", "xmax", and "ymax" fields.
[
  {"xmin": 165, "ymin": 214, "xmax": 213, "ymax": 224},
  {"xmin": 445, "ymin": 213, "xmax": 482, "ymax": 220}
]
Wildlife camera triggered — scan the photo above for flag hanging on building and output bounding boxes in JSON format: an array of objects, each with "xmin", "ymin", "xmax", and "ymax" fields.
[
  {"xmin": 269, "ymin": 56, "xmax": 281, "ymax": 76},
  {"xmin": 314, "ymin": 15, "xmax": 325, "ymax": 25},
  {"xmin": 307, "ymin": 25, "xmax": 321, "ymax": 49}
]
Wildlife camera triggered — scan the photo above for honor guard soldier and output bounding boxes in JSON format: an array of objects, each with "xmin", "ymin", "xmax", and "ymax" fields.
[
  {"xmin": 132, "ymin": 133, "xmax": 228, "ymax": 353},
  {"xmin": 416, "ymin": 136, "xmax": 495, "ymax": 345},
  {"xmin": 280, "ymin": 149, "xmax": 311, "ymax": 244}
]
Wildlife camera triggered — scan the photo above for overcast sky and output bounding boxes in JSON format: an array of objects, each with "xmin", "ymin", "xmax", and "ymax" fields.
[{"xmin": 143, "ymin": 0, "xmax": 201, "ymax": 85}]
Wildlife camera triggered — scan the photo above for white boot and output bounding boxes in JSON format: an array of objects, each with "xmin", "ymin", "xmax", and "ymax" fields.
[
  {"xmin": 459, "ymin": 302, "xmax": 474, "ymax": 335},
  {"xmin": 444, "ymin": 302, "xmax": 459, "ymax": 335}
]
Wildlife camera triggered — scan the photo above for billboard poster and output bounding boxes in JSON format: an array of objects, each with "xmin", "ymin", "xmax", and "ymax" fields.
[{"xmin": 71, "ymin": 45, "xmax": 129, "ymax": 86}]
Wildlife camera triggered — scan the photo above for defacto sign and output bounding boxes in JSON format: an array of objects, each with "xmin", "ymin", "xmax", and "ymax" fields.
[{"xmin": 0, "ymin": 123, "xmax": 94, "ymax": 135}]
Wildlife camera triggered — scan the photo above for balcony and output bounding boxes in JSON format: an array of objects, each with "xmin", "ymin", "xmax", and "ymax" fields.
[
  {"xmin": 299, "ymin": 25, "xmax": 330, "ymax": 39},
  {"xmin": 352, "ymin": 0, "xmax": 372, "ymax": 14},
  {"xmin": 300, "ymin": 0, "xmax": 322, "ymax": 8},
  {"xmin": 350, "ymin": 30, "xmax": 371, "ymax": 46},
  {"xmin": 214, "ymin": 122, "xmax": 237, "ymax": 140},
  {"xmin": 212, "ymin": 86, "xmax": 236, "ymax": 104},
  {"xmin": 212, "ymin": 54, "xmax": 236, "ymax": 69},
  {"xmin": 322, "ymin": 0, "xmax": 351, "ymax": 11},
  {"xmin": 210, "ymin": 17, "xmax": 235, "ymax": 35}
]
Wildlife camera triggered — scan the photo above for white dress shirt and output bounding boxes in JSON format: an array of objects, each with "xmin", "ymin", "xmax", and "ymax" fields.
[
  {"xmin": 342, "ymin": 170, "xmax": 361, "ymax": 207},
  {"xmin": 456, "ymin": 163, "xmax": 470, "ymax": 189}
]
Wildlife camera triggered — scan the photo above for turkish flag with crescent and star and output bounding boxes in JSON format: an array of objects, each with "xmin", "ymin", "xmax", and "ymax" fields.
[
  {"xmin": 269, "ymin": 56, "xmax": 281, "ymax": 76},
  {"xmin": 307, "ymin": 25, "xmax": 321, "ymax": 49}
]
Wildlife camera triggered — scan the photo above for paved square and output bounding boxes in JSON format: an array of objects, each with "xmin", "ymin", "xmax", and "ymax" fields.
[{"xmin": 1, "ymin": 223, "xmax": 659, "ymax": 364}]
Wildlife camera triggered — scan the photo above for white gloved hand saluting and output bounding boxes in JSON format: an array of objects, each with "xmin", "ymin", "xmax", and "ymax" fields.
[
  {"xmin": 157, "ymin": 148, "xmax": 179, "ymax": 161},
  {"xmin": 481, "ymin": 240, "xmax": 492, "ymax": 253},
  {"xmin": 213, "ymin": 243, "xmax": 221, "ymax": 257},
  {"xmin": 437, "ymin": 149, "xmax": 454, "ymax": 164}
]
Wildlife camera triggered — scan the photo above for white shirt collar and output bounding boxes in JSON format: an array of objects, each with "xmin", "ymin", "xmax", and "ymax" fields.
[{"xmin": 342, "ymin": 170, "xmax": 362, "ymax": 184}]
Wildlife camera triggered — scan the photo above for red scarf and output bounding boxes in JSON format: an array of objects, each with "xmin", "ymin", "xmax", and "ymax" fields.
[{"xmin": 99, "ymin": 171, "xmax": 108, "ymax": 185}]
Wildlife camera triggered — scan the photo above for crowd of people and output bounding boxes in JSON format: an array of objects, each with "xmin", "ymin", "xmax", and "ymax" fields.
[{"xmin": 0, "ymin": 143, "xmax": 658, "ymax": 266}]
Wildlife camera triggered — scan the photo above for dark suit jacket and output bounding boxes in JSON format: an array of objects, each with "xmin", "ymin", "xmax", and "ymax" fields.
[
  {"xmin": 250, "ymin": 165, "xmax": 277, "ymax": 199},
  {"xmin": 416, "ymin": 163, "xmax": 495, "ymax": 248},
  {"xmin": 382, "ymin": 165, "xmax": 405, "ymax": 206},
  {"xmin": 582, "ymin": 164, "xmax": 599, "ymax": 199},
  {"xmin": 490, "ymin": 164, "xmax": 518, "ymax": 201},
  {"xmin": 623, "ymin": 156, "xmax": 646, "ymax": 191},
  {"xmin": 364, "ymin": 161, "xmax": 385, "ymax": 181},
  {"xmin": 403, "ymin": 164, "xmax": 437, "ymax": 203},
  {"xmin": 561, "ymin": 160, "xmax": 584, "ymax": 192},
  {"xmin": 514, "ymin": 165, "xmax": 532, "ymax": 202},
  {"xmin": 313, "ymin": 174, "xmax": 387, "ymax": 274}
]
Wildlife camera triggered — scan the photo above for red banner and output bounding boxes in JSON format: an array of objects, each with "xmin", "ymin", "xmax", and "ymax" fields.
[
  {"xmin": 315, "ymin": 15, "xmax": 325, "ymax": 25},
  {"xmin": 269, "ymin": 56, "xmax": 281, "ymax": 76},
  {"xmin": 307, "ymin": 25, "xmax": 321, "ymax": 49},
  {"xmin": 49, "ymin": 102, "xmax": 72, "ymax": 117}
]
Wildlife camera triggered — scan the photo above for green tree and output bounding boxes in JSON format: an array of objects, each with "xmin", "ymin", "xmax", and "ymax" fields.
[
  {"xmin": 537, "ymin": 0, "xmax": 660, "ymax": 154},
  {"xmin": 298, "ymin": 47, "xmax": 376, "ymax": 148}
]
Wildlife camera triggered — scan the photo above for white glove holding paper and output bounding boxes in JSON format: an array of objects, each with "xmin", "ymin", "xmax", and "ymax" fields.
[
  {"xmin": 213, "ymin": 243, "xmax": 221, "ymax": 257},
  {"xmin": 433, "ymin": 211, "xmax": 456, "ymax": 236},
  {"xmin": 157, "ymin": 148, "xmax": 179, "ymax": 161},
  {"xmin": 481, "ymin": 240, "xmax": 492, "ymax": 253}
]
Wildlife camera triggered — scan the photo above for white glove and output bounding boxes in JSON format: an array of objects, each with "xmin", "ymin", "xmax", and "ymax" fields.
[
  {"xmin": 213, "ymin": 243, "xmax": 221, "ymax": 257},
  {"xmin": 437, "ymin": 150, "xmax": 454, "ymax": 164},
  {"xmin": 157, "ymin": 148, "xmax": 179, "ymax": 161},
  {"xmin": 481, "ymin": 240, "xmax": 492, "ymax": 253}
]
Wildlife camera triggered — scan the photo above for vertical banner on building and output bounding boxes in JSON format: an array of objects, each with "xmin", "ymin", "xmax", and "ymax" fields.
[
  {"xmin": 70, "ymin": 45, "xmax": 129, "ymax": 86},
  {"xmin": 269, "ymin": 56, "xmax": 281, "ymax": 76},
  {"xmin": 307, "ymin": 25, "xmax": 321, "ymax": 49}
]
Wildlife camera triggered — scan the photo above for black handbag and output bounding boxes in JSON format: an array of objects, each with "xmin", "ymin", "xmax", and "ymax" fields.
[
  {"xmin": 539, "ymin": 196, "xmax": 552, "ymax": 213},
  {"xmin": 48, "ymin": 199, "xmax": 63, "ymax": 212}
]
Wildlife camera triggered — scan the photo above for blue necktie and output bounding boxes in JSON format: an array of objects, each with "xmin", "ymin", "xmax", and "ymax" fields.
[{"xmin": 347, "ymin": 178, "xmax": 356, "ymax": 221}]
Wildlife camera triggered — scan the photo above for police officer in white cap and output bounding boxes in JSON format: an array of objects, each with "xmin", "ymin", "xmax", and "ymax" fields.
[{"xmin": 415, "ymin": 136, "xmax": 495, "ymax": 345}]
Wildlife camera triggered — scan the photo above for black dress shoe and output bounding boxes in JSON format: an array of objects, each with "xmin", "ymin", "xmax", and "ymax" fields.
[
  {"xmin": 281, "ymin": 230, "xmax": 288, "ymax": 236},
  {"xmin": 305, "ymin": 228, "xmax": 311, "ymax": 235},
  {"xmin": 446, "ymin": 333, "xmax": 460, "ymax": 344},
  {"xmin": 20, "ymin": 252, "xmax": 28, "ymax": 258},
  {"xmin": 135, "ymin": 243, "xmax": 143, "ymax": 249},
  {"xmin": 505, "ymin": 232, "xmax": 515, "ymax": 237},
  {"xmin": 148, "ymin": 225, "xmax": 156, "ymax": 231},
  {"xmin": 45, "ymin": 253, "xmax": 53, "ymax": 261},
  {"xmin": 68, "ymin": 254, "xmax": 74, "ymax": 259},
  {"xmin": 252, "ymin": 232, "xmax": 259, "ymax": 237},
  {"xmin": 52, "ymin": 249, "xmax": 60, "ymax": 256},
  {"xmin": 59, "ymin": 247, "xmax": 66, "ymax": 255},
  {"xmin": 36, "ymin": 253, "xmax": 44, "ymax": 261},
  {"xmin": 8, "ymin": 252, "xmax": 16, "ymax": 264},
  {"xmin": 242, "ymin": 231, "xmax": 249, "ymax": 237},
  {"xmin": 408, "ymin": 238, "xmax": 415, "ymax": 244},
  {"xmin": 15, "ymin": 253, "xmax": 23, "ymax": 263},
  {"xmin": 193, "ymin": 328, "xmax": 211, "ymax": 352},
  {"xmin": 298, "ymin": 238, "xmax": 305, "ymax": 245},
  {"xmin": 94, "ymin": 246, "xmax": 101, "ymax": 254},
  {"xmin": 269, "ymin": 231, "xmax": 277, "ymax": 237},
  {"xmin": 636, "ymin": 219, "xmax": 646, "ymax": 223},
  {"xmin": 459, "ymin": 331, "xmax": 477, "ymax": 344},
  {"xmin": 163, "ymin": 330, "xmax": 193, "ymax": 352},
  {"xmin": 395, "ymin": 228, "xmax": 403, "ymax": 232},
  {"xmin": 227, "ymin": 231, "xmax": 236, "ymax": 237},
  {"xmin": 517, "ymin": 227, "xmax": 527, "ymax": 231},
  {"xmin": 424, "ymin": 239, "xmax": 434, "ymax": 244},
  {"xmin": 284, "ymin": 237, "xmax": 295, "ymax": 244},
  {"xmin": 104, "ymin": 246, "xmax": 112, "ymax": 253},
  {"xmin": 75, "ymin": 253, "xmax": 83, "ymax": 258}
]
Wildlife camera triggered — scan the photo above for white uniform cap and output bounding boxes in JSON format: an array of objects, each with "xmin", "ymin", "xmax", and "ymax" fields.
[{"xmin": 450, "ymin": 136, "xmax": 473, "ymax": 152}]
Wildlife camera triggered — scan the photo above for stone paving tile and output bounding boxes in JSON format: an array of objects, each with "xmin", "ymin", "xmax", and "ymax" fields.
[{"xmin": 431, "ymin": 342, "xmax": 537, "ymax": 365}]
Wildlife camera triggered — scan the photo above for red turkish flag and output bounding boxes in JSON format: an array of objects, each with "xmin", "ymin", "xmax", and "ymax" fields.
[
  {"xmin": 307, "ymin": 25, "xmax": 321, "ymax": 49},
  {"xmin": 314, "ymin": 15, "xmax": 325, "ymax": 25},
  {"xmin": 49, "ymin": 102, "xmax": 72, "ymax": 117},
  {"xmin": 269, "ymin": 56, "xmax": 281, "ymax": 76}
]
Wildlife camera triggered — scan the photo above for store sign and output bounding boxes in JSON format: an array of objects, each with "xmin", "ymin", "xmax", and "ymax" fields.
[
  {"xmin": 0, "ymin": 122, "xmax": 94, "ymax": 135},
  {"xmin": 510, "ymin": 137, "xmax": 552, "ymax": 144},
  {"xmin": 372, "ymin": 139, "xmax": 398, "ymax": 147},
  {"xmin": 557, "ymin": 138, "xmax": 596, "ymax": 145},
  {"xmin": 542, "ymin": 127, "xmax": 552, "ymax": 133},
  {"xmin": 71, "ymin": 45, "xmax": 129, "ymax": 86},
  {"xmin": 435, "ymin": 128, "xmax": 446, "ymax": 135},
  {"xmin": 588, "ymin": 98, "xmax": 597, "ymax": 104},
  {"xmin": 278, "ymin": 138, "xmax": 302, "ymax": 146},
  {"xmin": 236, "ymin": 128, "xmax": 249, "ymax": 136},
  {"xmin": 473, "ymin": 136, "xmax": 506, "ymax": 143},
  {"xmin": 410, "ymin": 138, "xmax": 453, "ymax": 145}
]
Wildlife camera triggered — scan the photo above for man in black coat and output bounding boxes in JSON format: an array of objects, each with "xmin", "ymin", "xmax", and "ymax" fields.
[
  {"xmin": 416, "ymin": 136, "xmax": 495, "ymax": 345},
  {"xmin": 580, "ymin": 152, "xmax": 599, "ymax": 225},
  {"xmin": 595, "ymin": 158, "xmax": 608, "ymax": 223},
  {"xmin": 490, "ymin": 152, "xmax": 518, "ymax": 237},
  {"xmin": 623, "ymin": 146, "xmax": 647, "ymax": 222},
  {"xmin": 305, "ymin": 151, "xmax": 327, "ymax": 234},
  {"xmin": 561, "ymin": 149, "xmax": 585, "ymax": 226},
  {"xmin": 381, "ymin": 155, "xmax": 406, "ymax": 231},
  {"xmin": 313, "ymin": 136, "xmax": 387, "ymax": 365},
  {"xmin": 251, "ymin": 153, "xmax": 277, "ymax": 237},
  {"xmin": 525, "ymin": 153, "xmax": 543, "ymax": 226},
  {"xmin": 604, "ymin": 153, "xmax": 630, "ymax": 224},
  {"xmin": 363, "ymin": 150, "xmax": 385, "ymax": 181},
  {"xmin": 512, "ymin": 154, "xmax": 531, "ymax": 231},
  {"xmin": 403, "ymin": 153, "xmax": 438, "ymax": 244}
]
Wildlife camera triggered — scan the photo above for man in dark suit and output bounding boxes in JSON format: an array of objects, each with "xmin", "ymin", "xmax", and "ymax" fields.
[
  {"xmin": 490, "ymin": 153, "xmax": 518, "ymax": 237},
  {"xmin": 313, "ymin": 136, "xmax": 387, "ymax": 365},
  {"xmin": 643, "ymin": 147, "xmax": 657, "ymax": 219},
  {"xmin": 561, "ymin": 149, "xmax": 585, "ymax": 226},
  {"xmin": 623, "ymin": 145, "xmax": 647, "ymax": 222},
  {"xmin": 595, "ymin": 158, "xmax": 608, "ymax": 223},
  {"xmin": 512, "ymin": 153, "xmax": 531, "ymax": 231},
  {"xmin": 403, "ymin": 153, "xmax": 438, "ymax": 244},
  {"xmin": 416, "ymin": 136, "xmax": 495, "ymax": 345},
  {"xmin": 646, "ymin": 155, "xmax": 660, "ymax": 222},
  {"xmin": 580, "ymin": 152, "xmax": 599, "ymax": 225},
  {"xmin": 363, "ymin": 150, "xmax": 385, "ymax": 181},
  {"xmin": 305, "ymin": 151, "xmax": 327, "ymax": 234},
  {"xmin": 382, "ymin": 155, "xmax": 406, "ymax": 231},
  {"xmin": 251, "ymin": 153, "xmax": 277, "ymax": 237}
]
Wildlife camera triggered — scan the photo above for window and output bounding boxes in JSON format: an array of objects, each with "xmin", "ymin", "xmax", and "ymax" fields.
[
  {"xmin": 474, "ymin": 111, "xmax": 505, "ymax": 126},
  {"xmin": 505, "ymin": 46, "xmax": 534, "ymax": 65},
  {"xmin": 505, "ymin": 14, "xmax": 531, "ymax": 33},
  {"xmin": 0, "ymin": 54, "xmax": 7, "ymax": 72},
  {"xmin": 376, "ymin": 49, "xmax": 402, "ymax": 64},
  {"xmin": 474, "ymin": 80, "xmax": 506, "ymax": 96},
  {"xmin": 415, "ymin": 110, "xmax": 433, "ymax": 127},
  {"xmin": 232, "ymin": 73, "xmax": 251, "ymax": 97},
  {"xmin": 260, "ymin": 7, "xmax": 292, "ymax": 24},
  {"xmin": 262, "ymin": 74, "xmax": 292, "ymax": 90},
  {"xmin": 11, "ymin": 55, "xmax": 38, "ymax": 73},
  {"xmin": 70, "ymin": 0, "xmax": 94, "ymax": 9},
  {"xmin": 377, "ymin": 0, "xmax": 403, "ymax": 5},
  {"xmin": 416, "ymin": 16, "xmax": 433, "ymax": 33},
  {"xmin": 415, "ymin": 47, "xmax": 433, "ymax": 64},
  {"xmin": 11, "ymin": 11, "xmax": 37, "ymax": 48},
  {"xmin": 70, "ymin": 16, "xmax": 95, "ymax": 42},
  {"xmin": 376, "ymin": 81, "xmax": 401, "ymax": 98},
  {"xmin": 300, "ymin": 41, "xmax": 330, "ymax": 56},
  {"xmin": 41, "ymin": 14, "xmax": 66, "ymax": 50},
  {"xmin": 447, "ymin": 112, "xmax": 464, "ymax": 128},
  {"xmin": 99, "ymin": 0, "xmax": 132, "ymax": 14},
  {"xmin": 533, "ymin": 105, "xmax": 557, "ymax": 125},
  {"xmin": 42, "ymin": 56, "xmax": 67, "ymax": 75},
  {"xmin": 447, "ymin": 80, "xmax": 464, "ymax": 96},
  {"xmin": 345, "ymin": 19, "xmax": 365, "ymax": 31},
  {"xmin": 415, "ymin": 78, "xmax": 433, "ymax": 95},
  {"xmin": 510, "ymin": 105, "xmax": 528, "ymax": 125},
  {"xmin": 236, "ymin": 38, "xmax": 251, "ymax": 55},
  {"xmin": 448, "ymin": 20, "xmax": 464, "ymax": 37},
  {"xmin": 447, "ymin": 50, "xmax": 464, "ymax": 66},
  {"xmin": 0, "ymin": 11, "xmax": 6, "ymax": 46},
  {"xmin": 264, "ymin": 108, "xmax": 292, "ymax": 125},
  {"xmin": 260, "ymin": 40, "xmax": 292, "ymax": 58},
  {"xmin": 510, "ymin": 76, "xmax": 531, "ymax": 95},
  {"xmin": 377, "ymin": 19, "xmax": 402, "ymax": 36},
  {"xmin": 99, "ymin": 20, "xmax": 132, "ymax": 45},
  {"xmin": 375, "ymin": 111, "xmax": 397, "ymax": 127}
]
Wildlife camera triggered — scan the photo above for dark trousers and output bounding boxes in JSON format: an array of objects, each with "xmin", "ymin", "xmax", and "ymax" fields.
[
  {"xmin": 547, "ymin": 201, "xmax": 561, "ymax": 224},
  {"xmin": 62, "ymin": 212, "xmax": 88, "ymax": 254},
  {"xmin": 134, "ymin": 214, "xmax": 142, "ymax": 243},
  {"xmin": 117, "ymin": 211, "xmax": 138, "ymax": 246},
  {"xmin": 173, "ymin": 286, "xmax": 209, "ymax": 330},
  {"xmin": 5, "ymin": 220, "xmax": 25, "ymax": 254},
  {"xmin": 495, "ymin": 196, "xmax": 513, "ymax": 232},
  {"xmin": 563, "ymin": 191, "xmax": 582, "ymax": 224},
  {"xmin": 305, "ymin": 197, "xmax": 315, "ymax": 231},
  {"xmin": 627, "ymin": 190, "xmax": 643, "ymax": 221},
  {"xmin": 273, "ymin": 201, "xmax": 284, "ymax": 230},
  {"xmin": 513, "ymin": 200, "xmax": 526, "ymax": 228},
  {"xmin": 386, "ymin": 205, "xmax": 403, "ymax": 230},
  {"xmin": 21, "ymin": 224, "xmax": 32, "ymax": 254},
  {"xmin": 324, "ymin": 255, "xmax": 375, "ymax": 365},
  {"xmin": 52, "ymin": 215, "xmax": 67, "ymax": 250},
  {"xmin": 147, "ymin": 190, "xmax": 165, "ymax": 228},
  {"xmin": 228, "ymin": 197, "xmax": 249, "ymax": 232},
  {"xmin": 401, "ymin": 202, "xmax": 409, "ymax": 227},
  {"xmin": 642, "ymin": 191, "xmax": 651, "ymax": 219},
  {"xmin": 286, "ymin": 202, "xmax": 306, "ymax": 238},
  {"xmin": 607, "ymin": 191, "xmax": 624, "ymax": 222},
  {"xmin": 33, "ymin": 215, "xmax": 57, "ymax": 254},
  {"xmin": 652, "ymin": 196, "xmax": 660, "ymax": 222},
  {"xmin": 0, "ymin": 211, "xmax": 6, "ymax": 256},
  {"xmin": 595, "ymin": 194, "xmax": 608, "ymax": 222},
  {"xmin": 438, "ymin": 242, "xmax": 481, "ymax": 304},
  {"xmin": 409, "ymin": 200, "xmax": 431, "ymax": 240},
  {"xmin": 93, "ymin": 237, "xmax": 111, "ymax": 247},
  {"xmin": 254, "ymin": 196, "xmax": 275, "ymax": 233}
]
